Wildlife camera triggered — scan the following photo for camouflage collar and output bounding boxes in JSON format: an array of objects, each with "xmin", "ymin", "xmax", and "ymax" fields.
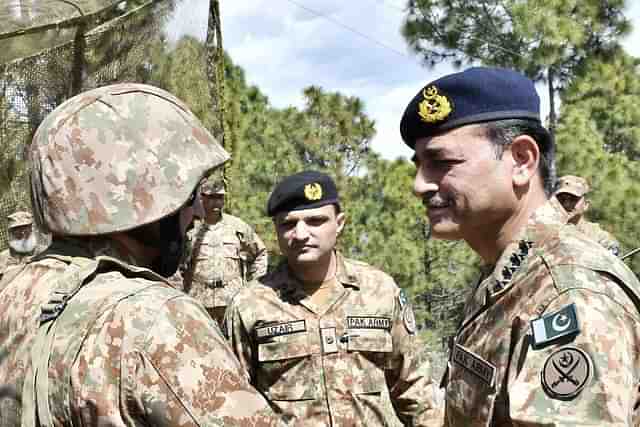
[
  {"xmin": 38, "ymin": 237, "xmax": 143, "ymax": 267},
  {"xmin": 487, "ymin": 199, "xmax": 568, "ymax": 296},
  {"xmin": 278, "ymin": 251, "xmax": 360, "ymax": 297}
]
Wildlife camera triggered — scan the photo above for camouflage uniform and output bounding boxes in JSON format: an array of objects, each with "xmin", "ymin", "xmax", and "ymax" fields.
[
  {"xmin": 226, "ymin": 251, "xmax": 441, "ymax": 426},
  {"xmin": 184, "ymin": 213, "xmax": 268, "ymax": 325},
  {"xmin": 0, "ymin": 211, "xmax": 39, "ymax": 281},
  {"xmin": 0, "ymin": 83, "xmax": 279, "ymax": 426},
  {"xmin": 0, "ymin": 248, "xmax": 29, "ymax": 277},
  {"xmin": 573, "ymin": 219, "xmax": 620, "ymax": 256},
  {"xmin": 552, "ymin": 175, "xmax": 621, "ymax": 256},
  {"xmin": 441, "ymin": 201, "xmax": 640, "ymax": 426}
]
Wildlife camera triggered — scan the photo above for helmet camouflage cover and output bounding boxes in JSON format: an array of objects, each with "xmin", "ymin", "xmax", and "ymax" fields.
[{"xmin": 30, "ymin": 83, "xmax": 230, "ymax": 235}]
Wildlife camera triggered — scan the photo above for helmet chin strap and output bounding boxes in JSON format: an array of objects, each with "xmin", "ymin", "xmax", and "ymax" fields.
[{"xmin": 152, "ymin": 212, "xmax": 184, "ymax": 277}]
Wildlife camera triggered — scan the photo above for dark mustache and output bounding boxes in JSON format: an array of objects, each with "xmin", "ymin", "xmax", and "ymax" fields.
[{"xmin": 422, "ymin": 192, "xmax": 449, "ymax": 207}]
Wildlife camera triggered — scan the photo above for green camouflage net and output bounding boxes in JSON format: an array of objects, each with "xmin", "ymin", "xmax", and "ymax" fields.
[{"xmin": 0, "ymin": 0, "xmax": 222, "ymax": 249}]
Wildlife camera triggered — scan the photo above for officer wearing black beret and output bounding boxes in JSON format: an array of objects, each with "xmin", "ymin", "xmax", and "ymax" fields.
[
  {"xmin": 226, "ymin": 170, "xmax": 441, "ymax": 425},
  {"xmin": 403, "ymin": 67, "xmax": 640, "ymax": 425},
  {"xmin": 266, "ymin": 170, "xmax": 339, "ymax": 216}
]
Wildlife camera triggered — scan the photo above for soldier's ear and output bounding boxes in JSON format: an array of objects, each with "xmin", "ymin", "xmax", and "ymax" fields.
[
  {"xmin": 509, "ymin": 134, "xmax": 539, "ymax": 188},
  {"xmin": 336, "ymin": 212, "xmax": 346, "ymax": 235}
]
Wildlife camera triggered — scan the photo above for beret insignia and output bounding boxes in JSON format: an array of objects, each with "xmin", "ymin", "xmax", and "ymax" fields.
[
  {"xmin": 304, "ymin": 183, "xmax": 323, "ymax": 201},
  {"xmin": 418, "ymin": 85, "xmax": 452, "ymax": 124}
]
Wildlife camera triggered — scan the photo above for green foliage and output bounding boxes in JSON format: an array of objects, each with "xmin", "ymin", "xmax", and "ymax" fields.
[
  {"xmin": 147, "ymin": 35, "xmax": 478, "ymax": 342},
  {"xmin": 555, "ymin": 49, "xmax": 640, "ymax": 275},
  {"xmin": 402, "ymin": 0, "xmax": 629, "ymax": 83}
]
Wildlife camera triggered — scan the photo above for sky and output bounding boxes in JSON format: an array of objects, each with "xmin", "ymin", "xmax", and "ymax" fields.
[{"xmin": 211, "ymin": 1, "xmax": 640, "ymax": 161}]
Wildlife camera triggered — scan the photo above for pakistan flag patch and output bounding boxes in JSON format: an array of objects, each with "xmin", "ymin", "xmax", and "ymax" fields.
[{"xmin": 531, "ymin": 303, "xmax": 580, "ymax": 348}]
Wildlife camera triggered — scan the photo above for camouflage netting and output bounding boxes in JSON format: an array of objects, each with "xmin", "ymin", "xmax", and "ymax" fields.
[{"xmin": 0, "ymin": 0, "xmax": 223, "ymax": 249}]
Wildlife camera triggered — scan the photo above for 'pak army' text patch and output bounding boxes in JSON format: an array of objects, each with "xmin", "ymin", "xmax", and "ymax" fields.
[
  {"xmin": 452, "ymin": 343, "xmax": 496, "ymax": 388},
  {"xmin": 346, "ymin": 316, "xmax": 391, "ymax": 330}
]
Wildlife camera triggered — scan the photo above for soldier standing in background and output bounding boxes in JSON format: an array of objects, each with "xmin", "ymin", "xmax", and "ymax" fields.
[
  {"xmin": 0, "ymin": 211, "xmax": 39, "ymax": 280},
  {"xmin": 226, "ymin": 170, "xmax": 441, "ymax": 426},
  {"xmin": 552, "ymin": 175, "xmax": 621, "ymax": 256},
  {"xmin": 401, "ymin": 66, "xmax": 640, "ymax": 425},
  {"xmin": 183, "ymin": 177, "xmax": 268, "ymax": 327},
  {"xmin": 0, "ymin": 83, "xmax": 279, "ymax": 426}
]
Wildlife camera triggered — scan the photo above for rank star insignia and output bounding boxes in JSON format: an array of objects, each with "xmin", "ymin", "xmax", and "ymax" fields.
[
  {"xmin": 304, "ymin": 183, "xmax": 323, "ymax": 201},
  {"xmin": 417, "ymin": 85, "xmax": 452, "ymax": 124},
  {"xmin": 541, "ymin": 346, "xmax": 593, "ymax": 400}
]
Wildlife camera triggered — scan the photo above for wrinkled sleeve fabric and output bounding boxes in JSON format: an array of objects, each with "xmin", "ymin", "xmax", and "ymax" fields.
[
  {"xmin": 225, "ymin": 292, "xmax": 257, "ymax": 382},
  {"xmin": 244, "ymin": 227, "xmax": 268, "ymax": 281},
  {"xmin": 123, "ymin": 295, "xmax": 276, "ymax": 426},
  {"xmin": 386, "ymin": 286, "xmax": 445, "ymax": 427},
  {"xmin": 507, "ymin": 275, "xmax": 639, "ymax": 426}
]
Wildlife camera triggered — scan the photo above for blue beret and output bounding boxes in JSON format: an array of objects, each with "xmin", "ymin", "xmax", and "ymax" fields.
[
  {"xmin": 267, "ymin": 171, "xmax": 339, "ymax": 217},
  {"xmin": 400, "ymin": 67, "xmax": 541, "ymax": 149}
]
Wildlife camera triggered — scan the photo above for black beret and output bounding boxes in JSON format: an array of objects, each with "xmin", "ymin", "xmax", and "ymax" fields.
[
  {"xmin": 400, "ymin": 67, "xmax": 541, "ymax": 149},
  {"xmin": 267, "ymin": 171, "xmax": 339, "ymax": 217}
]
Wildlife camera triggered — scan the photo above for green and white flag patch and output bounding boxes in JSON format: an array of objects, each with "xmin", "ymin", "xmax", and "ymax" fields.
[{"xmin": 531, "ymin": 303, "xmax": 579, "ymax": 348}]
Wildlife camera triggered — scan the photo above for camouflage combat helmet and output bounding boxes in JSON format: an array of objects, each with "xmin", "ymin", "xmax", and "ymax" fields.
[
  {"xmin": 30, "ymin": 83, "xmax": 230, "ymax": 236},
  {"xmin": 555, "ymin": 175, "xmax": 590, "ymax": 198}
]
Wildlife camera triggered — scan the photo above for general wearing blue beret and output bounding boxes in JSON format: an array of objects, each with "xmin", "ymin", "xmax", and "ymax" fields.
[
  {"xmin": 400, "ymin": 67, "xmax": 541, "ymax": 149},
  {"xmin": 267, "ymin": 170, "xmax": 340, "ymax": 217}
]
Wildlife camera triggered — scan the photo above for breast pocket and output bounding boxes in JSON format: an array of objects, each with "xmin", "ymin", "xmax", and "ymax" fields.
[
  {"xmin": 222, "ymin": 241, "xmax": 244, "ymax": 279},
  {"xmin": 257, "ymin": 333, "xmax": 320, "ymax": 401},
  {"xmin": 346, "ymin": 329, "xmax": 393, "ymax": 394}
]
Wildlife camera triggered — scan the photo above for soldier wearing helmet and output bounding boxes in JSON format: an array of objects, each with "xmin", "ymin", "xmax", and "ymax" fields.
[
  {"xmin": 0, "ymin": 84, "xmax": 278, "ymax": 426},
  {"xmin": 182, "ymin": 176, "xmax": 268, "ymax": 328},
  {"xmin": 0, "ymin": 211, "xmax": 40, "ymax": 281},
  {"xmin": 553, "ymin": 175, "xmax": 621, "ymax": 256}
]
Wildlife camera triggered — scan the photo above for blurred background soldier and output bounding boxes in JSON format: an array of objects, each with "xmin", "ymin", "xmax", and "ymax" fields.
[
  {"xmin": 553, "ymin": 175, "xmax": 621, "ymax": 256},
  {"xmin": 226, "ymin": 170, "xmax": 441, "ymax": 426},
  {"xmin": 0, "ymin": 211, "xmax": 38, "ymax": 280},
  {"xmin": 183, "ymin": 177, "xmax": 268, "ymax": 327},
  {"xmin": 0, "ymin": 83, "xmax": 278, "ymax": 426}
]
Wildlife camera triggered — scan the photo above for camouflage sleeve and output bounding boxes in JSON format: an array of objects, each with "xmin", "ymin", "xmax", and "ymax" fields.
[
  {"xmin": 386, "ymin": 287, "xmax": 445, "ymax": 427},
  {"xmin": 245, "ymin": 228, "xmax": 268, "ymax": 281},
  {"xmin": 225, "ymin": 293, "xmax": 257, "ymax": 381},
  {"xmin": 507, "ymin": 277, "xmax": 639, "ymax": 425},
  {"xmin": 127, "ymin": 295, "xmax": 276, "ymax": 426}
]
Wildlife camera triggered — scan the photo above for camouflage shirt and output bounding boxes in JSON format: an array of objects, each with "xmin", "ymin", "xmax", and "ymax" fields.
[
  {"xmin": 226, "ymin": 252, "xmax": 442, "ymax": 426},
  {"xmin": 574, "ymin": 218, "xmax": 621, "ymax": 256},
  {"xmin": 184, "ymin": 213, "xmax": 268, "ymax": 308},
  {"xmin": 0, "ymin": 237, "xmax": 278, "ymax": 427},
  {"xmin": 442, "ymin": 200, "xmax": 640, "ymax": 426},
  {"xmin": 0, "ymin": 248, "xmax": 34, "ymax": 281}
]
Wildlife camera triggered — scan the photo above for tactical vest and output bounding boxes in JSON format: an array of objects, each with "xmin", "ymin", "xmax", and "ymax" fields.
[{"xmin": 21, "ymin": 255, "xmax": 169, "ymax": 427}]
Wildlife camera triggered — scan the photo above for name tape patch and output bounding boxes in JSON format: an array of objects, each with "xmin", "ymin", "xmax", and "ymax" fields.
[
  {"xmin": 256, "ymin": 320, "xmax": 306, "ymax": 339},
  {"xmin": 452, "ymin": 343, "xmax": 497, "ymax": 388},
  {"xmin": 346, "ymin": 316, "xmax": 391, "ymax": 330}
]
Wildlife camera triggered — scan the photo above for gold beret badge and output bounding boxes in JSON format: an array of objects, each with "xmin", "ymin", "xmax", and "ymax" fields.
[
  {"xmin": 304, "ymin": 183, "xmax": 323, "ymax": 201},
  {"xmin": 418, "ymin": 85, "xmax": 452, "ymax": 123}
]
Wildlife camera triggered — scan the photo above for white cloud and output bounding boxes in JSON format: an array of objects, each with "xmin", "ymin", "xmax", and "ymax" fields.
[{"xmin": 221, "ymin": 0, "xmax": 640, "ymax": 161}]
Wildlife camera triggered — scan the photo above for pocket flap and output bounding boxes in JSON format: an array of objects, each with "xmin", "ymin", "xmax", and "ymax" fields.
[
  {"xmin": 347, "ymin": 329, "xmax": 392, "ymax": 353},
  {"xmin": 258, "ymin": 334, "xmax": 312, "ymax": 362}
]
